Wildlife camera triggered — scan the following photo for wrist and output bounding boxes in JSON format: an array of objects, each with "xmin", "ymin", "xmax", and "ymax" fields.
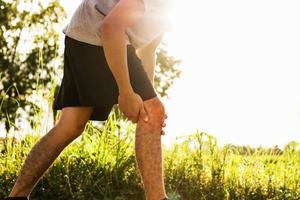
[{"xmin": 118, "ymin": 85, "xmax": 134, "ymax": 95}]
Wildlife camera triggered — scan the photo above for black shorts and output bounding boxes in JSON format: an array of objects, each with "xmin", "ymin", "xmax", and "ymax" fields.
[{"xmin": 52, "ymin": 35, "xmax": 157, "ymax": 121}]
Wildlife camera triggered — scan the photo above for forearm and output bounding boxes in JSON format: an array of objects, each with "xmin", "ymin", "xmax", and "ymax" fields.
[
  {"xmin": 137, "ymin": 50, "xmax": 156, "ymax": 85},
  {"xmin": 100, "ymin": 25, "xmax": 133, "ymax": 93}
]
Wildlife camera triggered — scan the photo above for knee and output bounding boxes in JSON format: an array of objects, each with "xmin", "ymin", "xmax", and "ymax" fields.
[
  {"xmin": 143, "ymin": 98, "xmax": 165, "ymax": 129},
  {"xmin": 56, "ymin": 119, "xmax": 87, "ymax": 139}
]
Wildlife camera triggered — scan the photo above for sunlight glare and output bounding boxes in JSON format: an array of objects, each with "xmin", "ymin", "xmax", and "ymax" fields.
[{"xmin": 163, "ymin": 0, "xmax": 300, "ymax": 149}]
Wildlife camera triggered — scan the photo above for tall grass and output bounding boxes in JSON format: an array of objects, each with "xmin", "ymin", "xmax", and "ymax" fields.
[
  {"xmin": 1, "ymin": 114, "xmax": 300, "ymax": 199},
  {"xmin": 164, "ymin": 132, "xmax": 300, "ymax": 200}
]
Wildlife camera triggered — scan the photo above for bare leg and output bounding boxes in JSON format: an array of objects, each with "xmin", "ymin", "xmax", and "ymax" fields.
[
  {"xmin": 8, "ymin": 107, "xmax": 94, "ymax": 198},
  {"xmin": 135, "ymin": 97, "xmax": 168, "ymax": 200}
]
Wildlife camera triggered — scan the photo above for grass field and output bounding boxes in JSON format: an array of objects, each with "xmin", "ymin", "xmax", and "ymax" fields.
[{"xmin": 1, "ymin": 111, "xmax": 300, "ymax": 200}]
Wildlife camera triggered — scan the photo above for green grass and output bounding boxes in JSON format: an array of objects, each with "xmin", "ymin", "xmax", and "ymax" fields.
[{"xmin": 1, "ymin": 113, "xmax": 300, "ymax": 200}]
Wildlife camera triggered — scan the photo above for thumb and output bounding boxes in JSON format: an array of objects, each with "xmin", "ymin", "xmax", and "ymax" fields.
[{"xmin": 139, "ymin": 105, "xmax": 149, "ymax": 123}]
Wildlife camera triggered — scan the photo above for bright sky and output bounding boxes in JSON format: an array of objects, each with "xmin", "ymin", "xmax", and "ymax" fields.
[
  {"xmin": 1, "ymin": 0, "xmax": 299, "ymax": 149},
  {"xmin": 162, "ymin": 0, "xmax": 300, "ymax": 149},
  {"xmin": 59, "ymin": 0, "xmax": 300, "ymax": 149}
]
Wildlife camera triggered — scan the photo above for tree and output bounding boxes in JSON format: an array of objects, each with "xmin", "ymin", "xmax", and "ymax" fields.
[
  {"xmin": 154, "ymin": 44, "xmax": 181, "ymax": 98},
  {"xmin": 0, "ymin": 0, "xmax": 66, "ymax": 132}
]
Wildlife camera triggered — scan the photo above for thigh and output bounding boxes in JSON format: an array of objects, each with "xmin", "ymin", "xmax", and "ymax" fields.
[
  {"xmin": 127, "ymin": 45, "xmax": 157, "ymax": 101},
  {"xmin": 57, "ymin": 106, "xmax": 95, "ymax": 131}
]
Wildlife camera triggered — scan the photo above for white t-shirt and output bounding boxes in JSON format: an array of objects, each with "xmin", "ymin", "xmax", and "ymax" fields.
[{"xmin": 62, "ymin": 0, "xmax": 171, "ymax": 49}]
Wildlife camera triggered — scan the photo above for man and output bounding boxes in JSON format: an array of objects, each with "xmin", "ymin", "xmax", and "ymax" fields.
[{"xmin": 6, "ymin": 0, "xmax": 170, "ymax": 199}]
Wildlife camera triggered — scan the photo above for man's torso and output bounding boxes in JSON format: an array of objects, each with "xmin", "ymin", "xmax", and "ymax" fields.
[{"xmin": 63, "ymin": 0, "xmax": 171, "ymax": 49}]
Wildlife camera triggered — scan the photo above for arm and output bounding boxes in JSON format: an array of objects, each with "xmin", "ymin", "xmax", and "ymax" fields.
[
  {"xmin": 99, "ymin": 0, "xmax": 148, "ymax": 123},
  {"xmin": 136, "ymin": 33, "xmax": 164, "ymax": 85},
  {"xmin": 100, "ymin": 0, "xmax": 145, "ymax": 94}
]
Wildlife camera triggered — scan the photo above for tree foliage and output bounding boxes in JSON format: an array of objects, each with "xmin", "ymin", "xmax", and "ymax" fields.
[
  {"xmin": 154, "ymin": 45, "xmax": 181, "ymax": 98},
  {"xmin": 0, "ymin": 0, "xmax": 66, "ymax": 132}
]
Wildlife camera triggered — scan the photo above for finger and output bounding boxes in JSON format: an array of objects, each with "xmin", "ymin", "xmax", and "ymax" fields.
[
  {"xmin": 131, "ymin": 117, "xmax": 138, "ymax": 123},
  {"xmin": 161, "ymin": 129, "xmax": 165, "ymax": 135},
  {"xmin": 162, "ymin": 122, "xmax": 166, "ymax": 127},
  {"xmin": 127, "ymin": 115, "xmax": 136, "ymax": 123},
  {"xmin": 161, "ymin": 112, "xmax": 168, "ymax": 124},
  {"xmin": 164, "ymin": 112, "xmax": 168, "ymax": 119},
  {"xmin": 128, "ymin": 117, "xmax": 134, "ymax": 123},
  {"xmin": 139, "ymin": 105, "xmax": 149, "ymax": 123}
]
